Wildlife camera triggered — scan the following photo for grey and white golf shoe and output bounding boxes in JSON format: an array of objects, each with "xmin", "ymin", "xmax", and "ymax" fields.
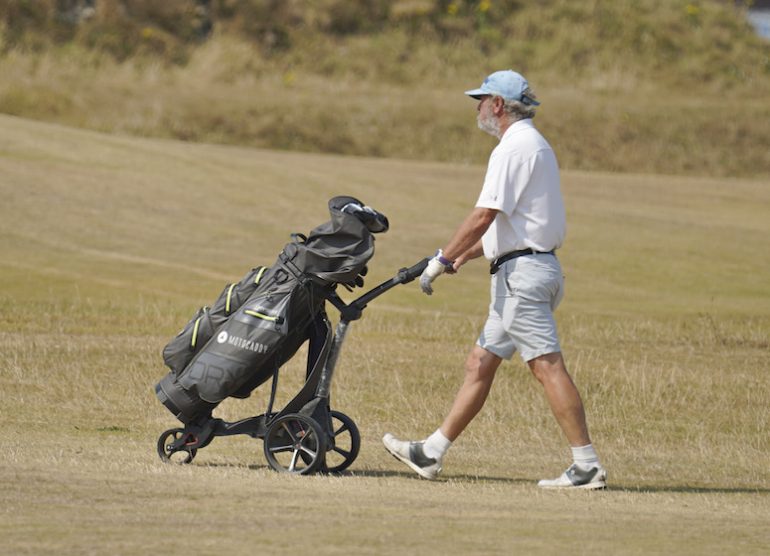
[
  {"xmin": 537, "ymin": 463, "xmax": 607, "ymax": 490},
  {"xmin": 382, "ymin": 433, "xmax": 442, "ymax": 480}
]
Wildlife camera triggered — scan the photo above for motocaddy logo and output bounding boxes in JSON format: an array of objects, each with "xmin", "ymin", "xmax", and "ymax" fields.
[{"xmin": 217, "ymin": 330, "xmax": 269, "ymax": 354}]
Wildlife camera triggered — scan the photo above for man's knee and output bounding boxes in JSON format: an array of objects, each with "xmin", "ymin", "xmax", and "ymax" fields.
[
  {"xmin": 465, "ymin": 347, "xmax": 501, "ymax": 383},
  {"xmin": 528, "ymin": 351, "xmax": 567, "ymax": 383}
]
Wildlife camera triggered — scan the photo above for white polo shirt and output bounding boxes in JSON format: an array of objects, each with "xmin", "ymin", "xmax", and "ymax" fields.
[{"xmin": 475, "ymin": 119, "xmax": 566, "ymax": 261}]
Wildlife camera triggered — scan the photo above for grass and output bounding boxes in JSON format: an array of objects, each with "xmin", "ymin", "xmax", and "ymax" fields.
[
  {"xmin": 0, "ymin": 114, "xmax": 769, "ymax": 554},
  {"xmin": 0, "ymin": 38, "xmax": 767, "ymax": 178}
]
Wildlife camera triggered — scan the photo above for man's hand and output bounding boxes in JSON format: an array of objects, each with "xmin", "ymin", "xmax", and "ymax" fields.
[
  {"xmin": 419, "ymin": 209, "xmax": 495, "ymax": 294},
  {"xmin": 419, "ymin": 250, "xmax": 453, "ymax": 295}
]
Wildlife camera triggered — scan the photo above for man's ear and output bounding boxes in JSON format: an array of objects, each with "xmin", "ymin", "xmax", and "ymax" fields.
[{"xmin": 492, "ymin": 96, "xmax": 505, "ymax": 115}]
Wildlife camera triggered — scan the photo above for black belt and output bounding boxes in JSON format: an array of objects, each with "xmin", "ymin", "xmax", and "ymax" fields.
[{"xmin": 490, "ymin": 249, "xmax": 555, "ymax": 274}]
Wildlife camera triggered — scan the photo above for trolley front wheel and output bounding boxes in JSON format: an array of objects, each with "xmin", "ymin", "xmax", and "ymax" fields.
[{"xmin": 324, "ymin": 410, "xmax": 361, "ymax": 474}]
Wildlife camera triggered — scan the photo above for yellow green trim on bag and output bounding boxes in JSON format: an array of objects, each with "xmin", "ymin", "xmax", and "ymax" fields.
[
  {"xmin": 191, "ymin": 317, "xmax": 202, "ymax": 348},
  {"xmin": 225, "ymin": 283, "xmax": 236, "ymax": 313},
  {"xmin": 244, "ymin": 309, "xmax": 278, "ymax": 321}
]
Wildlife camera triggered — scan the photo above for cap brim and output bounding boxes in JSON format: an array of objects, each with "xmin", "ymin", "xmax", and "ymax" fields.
[
  {"xmin": 465, "ymin": 88, "xmax": 541, "ymax": 106},
  {"xmin": 464, "ymin": 88, "xmax": 487, "ymax": 99}
]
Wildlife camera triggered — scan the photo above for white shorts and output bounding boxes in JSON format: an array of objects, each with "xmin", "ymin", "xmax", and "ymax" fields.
[{"xmin": 476, "ymin": 254, "xmax": 564, "ymax": 362}]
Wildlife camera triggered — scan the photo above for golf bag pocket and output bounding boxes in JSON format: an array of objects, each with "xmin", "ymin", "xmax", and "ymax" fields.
[
  {"xmin": 237, "ymin": 290, "xmax": 291, "ymax": 335},
  {"xmin": 210, "ymin": 266, "xmax": 268, "ymax": 317},
  {"xmin": 162, "ymin": 266, "xmax": 268, "ymax": 375},
  {"xmin": 162, "ymin": 306, "xmax": 219, "ymax": 375}
]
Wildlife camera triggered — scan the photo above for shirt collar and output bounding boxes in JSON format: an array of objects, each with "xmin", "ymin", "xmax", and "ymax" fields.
[{"xmin": 500, "ymin": 118, "xmax": 535, "ymax": 141}]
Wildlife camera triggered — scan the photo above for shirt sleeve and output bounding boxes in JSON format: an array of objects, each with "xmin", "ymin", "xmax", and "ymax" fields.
[{"xmin": 475, "ymin": 147, "xmax": 529, "ymax": 215}]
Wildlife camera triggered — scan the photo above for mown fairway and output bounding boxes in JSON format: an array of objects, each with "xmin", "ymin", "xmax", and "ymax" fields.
[{"xmin": 1, "ymin": 114, "xmax": 768, "ymax": 555}]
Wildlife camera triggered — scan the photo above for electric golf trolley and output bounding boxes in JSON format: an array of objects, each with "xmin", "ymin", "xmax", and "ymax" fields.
[{"xmin": 154, "ymin": 196, "xmax": 428, "ymax": 475}]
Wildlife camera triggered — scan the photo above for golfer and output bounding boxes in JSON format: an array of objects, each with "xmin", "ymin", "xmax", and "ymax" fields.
[{"xmin": 383, "ymin": 70, "xmax": 606, "ymax": 489}]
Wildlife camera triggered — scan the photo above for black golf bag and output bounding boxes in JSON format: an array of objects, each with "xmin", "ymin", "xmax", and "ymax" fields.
[{"xmin": 155, "ymin": 196, "xmax": 389, "ymax": 424}]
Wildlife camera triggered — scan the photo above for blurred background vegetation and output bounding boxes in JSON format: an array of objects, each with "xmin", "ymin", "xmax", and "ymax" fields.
[{"xmin": 1, "ymin": 0, "xmax": 768, "ymax": 177}]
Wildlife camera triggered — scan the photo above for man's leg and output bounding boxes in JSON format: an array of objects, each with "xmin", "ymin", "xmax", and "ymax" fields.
[
  {"xmin": 439, "ymin": 345, "xmax": 503, "ymax": 441},
  {"xmin": 382, "ymin": 345, "xmax": 502, "ymax": 479},
  {"xmin": 530, "ymin": 351, "xmax": 606, "ymax": 489},
  {"xmin": 527, "ymin": 351, "xmax": 590, "ymax": 446}
]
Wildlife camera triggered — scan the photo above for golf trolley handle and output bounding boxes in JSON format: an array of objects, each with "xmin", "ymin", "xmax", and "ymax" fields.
[
  {"xmin": 399, "ymin": 257, "xmax": 431, "ymax": 283},
  {"xmin": 320, "ymin": 258, "xmax": 429, "ymax": 322},
  {"xmin": 349, "ymin": 257, "xmax": 429, "ymax": 317}
]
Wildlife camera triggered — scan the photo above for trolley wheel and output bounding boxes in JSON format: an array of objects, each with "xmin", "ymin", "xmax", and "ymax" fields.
[
  {"xmin": 157, "ymin": 428, "xmax": 197, "ymax": 464},
  {"xmin": 263, "ymin": 413, "xmax": 326, "ymax": 475},
  {"xmin": 324, "ymin": 410, "xmax": 361, "ymax": 474}
]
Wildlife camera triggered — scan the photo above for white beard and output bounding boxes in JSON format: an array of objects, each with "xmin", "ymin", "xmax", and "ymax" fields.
[{"xmin": 477, "ymin": 112, "xmax": 501, "ymax": 138}]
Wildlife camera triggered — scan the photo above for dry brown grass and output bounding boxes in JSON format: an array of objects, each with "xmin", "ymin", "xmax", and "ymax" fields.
[{"xmin": 1, "ymin": 115, "xmax": 769, "ymax": 554}]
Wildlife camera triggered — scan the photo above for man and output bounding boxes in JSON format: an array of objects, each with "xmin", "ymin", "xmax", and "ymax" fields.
[{"xmin": 382, "ymin": 70, "xmax": 607, "ymax": 489}]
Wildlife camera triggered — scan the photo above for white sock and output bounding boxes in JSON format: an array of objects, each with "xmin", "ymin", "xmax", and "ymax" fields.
[
  {"xmin": 571, "ymin": 444, "xmax": 600, "ymax": 469},
  {"xmin": 422, "ymin": 429, "xmax": 452, "ymax": 460}
]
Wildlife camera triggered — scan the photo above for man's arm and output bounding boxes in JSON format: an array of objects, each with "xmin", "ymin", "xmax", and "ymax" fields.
[
  {"xmin": 419, "ymin": 207, "xmax": 498, "ymax": 295},
  {"xmin": 442, "ymin": 207, "xmax": 498, "ymax": 262},
  {"xmin": 452, "ymin": 239, "xmax": 484, "ymax": 272}
]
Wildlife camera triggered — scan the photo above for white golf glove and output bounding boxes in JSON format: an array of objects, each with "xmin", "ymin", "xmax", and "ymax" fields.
[{"xmin": 420, "ymin": 250, "xmax": 454, "ymax": 295}]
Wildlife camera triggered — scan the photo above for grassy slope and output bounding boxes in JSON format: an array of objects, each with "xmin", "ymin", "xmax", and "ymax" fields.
[
  {"xmin": 1, "ymin": 1, "xmax": 769, "ymax": 178},
  {"xmin": 0, "ymin": 115, "xmax": 769, "ymax": 555}
]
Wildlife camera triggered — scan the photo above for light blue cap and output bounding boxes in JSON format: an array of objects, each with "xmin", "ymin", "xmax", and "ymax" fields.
[{"xmin": 464, "ymin": 70, "xmax": 540, "ymax": 106}]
